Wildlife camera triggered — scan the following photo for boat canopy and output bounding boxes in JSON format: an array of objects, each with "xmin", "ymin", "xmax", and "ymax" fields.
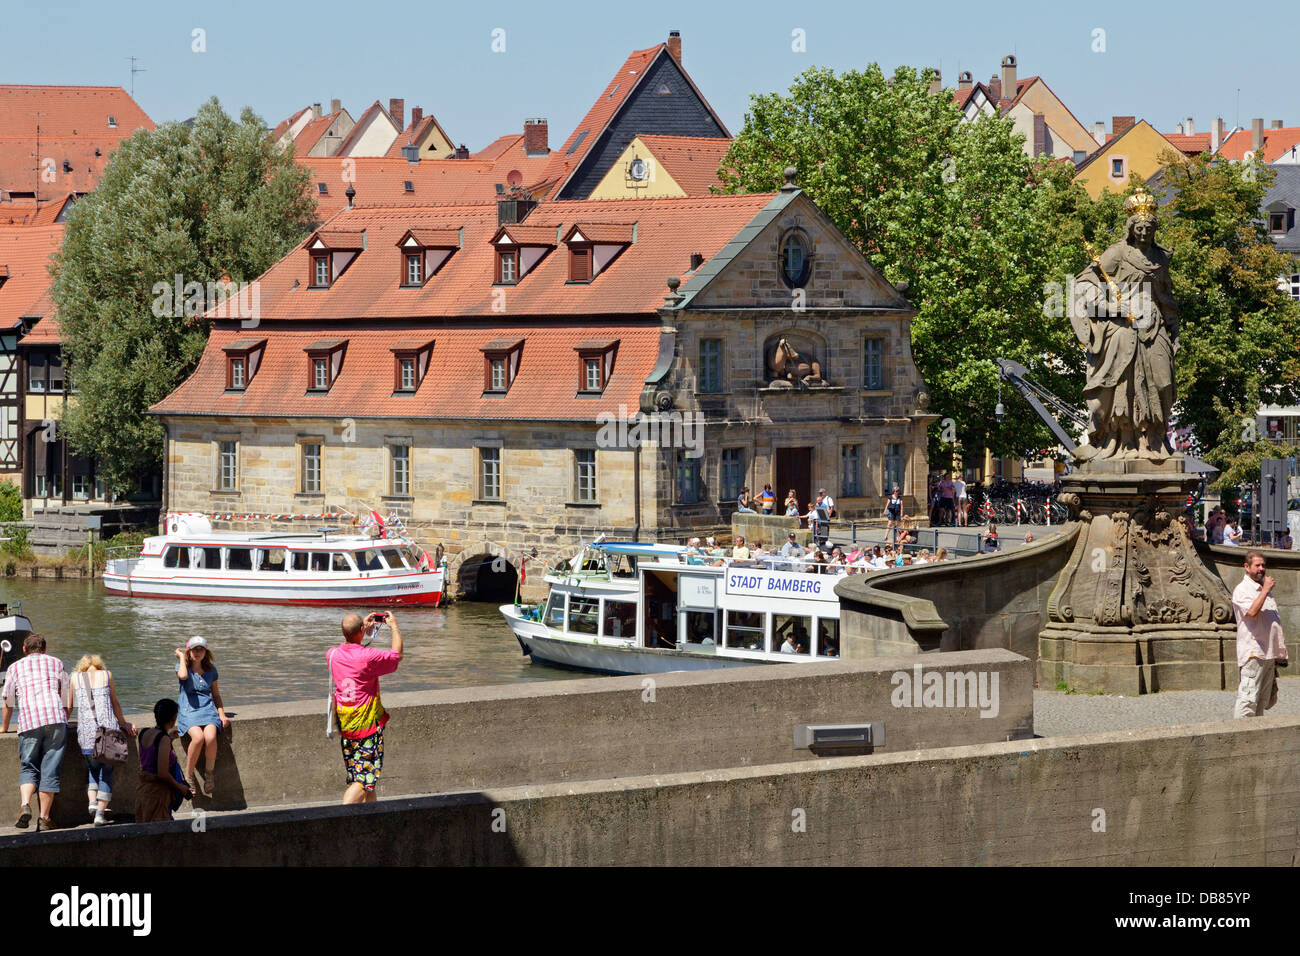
[{"xmin": 589, "ymin": 541, "xmax": 684, "ymax": 558}]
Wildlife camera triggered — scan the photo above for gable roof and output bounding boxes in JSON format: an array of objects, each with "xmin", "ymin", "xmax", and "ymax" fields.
[
  {"xmin": 334, "ymin": 100, "xmax": 400, "ymax": 156},
  {"xmin": 0, "ymin": 224, "xmax": 64, "ymax": 333},
  {"xmin": 385, "ymin": 113, "xmax": 456, "ymax": 160},
  {"xmin": 1219, "ymin": 126, "xmax": 1300, "ymax": 164},
  {"xmin": 635, "ymin": 135, "xmax": 731, "ymax": 197},
  {"xmin": 1162, "ymin": 132, "xmax": 1212, "ymax": 156},
  {"xmin": 292, "ymin": 109, "xmax": 349, "ymax": 157}
]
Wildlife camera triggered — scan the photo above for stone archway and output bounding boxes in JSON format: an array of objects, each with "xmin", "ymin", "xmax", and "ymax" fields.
[{"xmin": 454, "ymin": 542, "xmax": 519, "ymax": 602}]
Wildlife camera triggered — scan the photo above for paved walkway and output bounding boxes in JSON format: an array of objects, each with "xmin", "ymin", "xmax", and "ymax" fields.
[{"xmin": 1033, "ymin": 676, "xmax": 1300, "ymax": 736}]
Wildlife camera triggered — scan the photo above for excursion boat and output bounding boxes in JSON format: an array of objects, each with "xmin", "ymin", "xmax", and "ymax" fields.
[
  {"xmin": 500, "ymin": 540, "xmax": 842, "ymax": 675},
  {"xmin": 103, "ymin": 512, "xmax": 445, "ymax": 606},
  {"xmin": 0, "ymin": 602, "xmax": 33, "ymax": 676}
]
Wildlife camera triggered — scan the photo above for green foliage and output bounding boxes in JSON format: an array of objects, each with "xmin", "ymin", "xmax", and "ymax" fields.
[
  {"xmin": 0, "ymin": 481, "xmax": 22, "ymax": 522},
  {"xmin": 51, "ymin": 97, "xmax": 317, "ymax": 495},
  {"xmin": 0, "ymin": 524, "xmax": 32, "ymax": 560},
  {"xmin": 718, "ymin": 64, "xmax": 1086, "ymax": 461},
  {"xmin": 70, "ymin": 530, "xmax": 148, "ymax": 572}
]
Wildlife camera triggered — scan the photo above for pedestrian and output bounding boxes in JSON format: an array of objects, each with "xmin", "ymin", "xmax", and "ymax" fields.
[
  {"xmin": 758, "ymin": 484, "xmax": 776, "ymax": 515},
  {"xmin": 1232, "ymin": 551, "xmax": 1287, "ymax": 718},
  {"xmin": 938, "ymin": 473, "xmax": 955, "ymax": 526},
  {"xmin": 1, "ymin": 634, "xmax": 68, "ymax": 831},
  {"xmin": 329, "ymin": 611, "xmax": 403, "ymax": 804},
  {"xmin": 884, "ymin": 486, "xmax": 904, "ymax": 544},
  {"xmin": 1280, "ymin": 528, "xmax": 1294, "ymax": 550},
  {"xmin": 174, "ymin": 636, "xmax": 229, "ymax": 796},
  {"xmin": 953, "ymin": 473, "xmax": 969, "ymax": 527},
  {"xmin": 818, "ymin": 488, "xmax": 836, "ymax": 519},
  {"xmin": 135, "ymin": 698, "xmax": 193, "ymax": 823},
  {"xmin": 1224, "ymin": 518, "xmax": 1243, "ymax": 546},
  {"xmin": 68, "ymin": 654, "xmax": 136, "ymax": 827}
]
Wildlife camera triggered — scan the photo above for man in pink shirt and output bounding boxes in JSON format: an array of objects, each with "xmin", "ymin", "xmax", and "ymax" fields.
[
  {"xmin": 329, "ymin": 611, "xmax": 403, "ymax": 804},
  {"xmin": 1232, "ymin": 551, "xmax": 1288, "ymax": 718},
  {"xmin": 1, "ymin": 634, "xmax": 69, "ymax": 830}
]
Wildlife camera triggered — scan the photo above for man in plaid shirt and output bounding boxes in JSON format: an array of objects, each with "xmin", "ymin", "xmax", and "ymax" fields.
[{"xmin": 1, "ymin": 634, "xmax": 68, "ymax": 830}]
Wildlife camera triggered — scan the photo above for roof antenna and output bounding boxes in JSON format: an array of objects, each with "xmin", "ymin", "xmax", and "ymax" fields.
[
  {"xmin": 345, "ymin": 183, "xmax": 356, "ymax": 209},
  {"xmin": 127, "ymin": 56, "xmax": 146, "ymax": 97}
]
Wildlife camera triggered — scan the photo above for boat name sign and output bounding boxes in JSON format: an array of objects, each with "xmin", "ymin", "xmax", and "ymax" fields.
[{"xmin": 725, "ymin": 568, "xmax": 835, "ymax": 602}]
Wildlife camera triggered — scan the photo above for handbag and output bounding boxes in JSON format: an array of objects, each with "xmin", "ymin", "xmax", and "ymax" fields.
[
  {"xmin": 325, "ymin": 648, "xmax": 340, "ymax": 739},
  {"xmin": 78, "ymin": 673, "xmax": 129, "ymax": 765}
]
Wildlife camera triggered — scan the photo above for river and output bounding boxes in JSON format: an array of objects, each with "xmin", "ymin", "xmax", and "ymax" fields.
[{"xmin": 0, "ymin": 578, "xmax": 583, "ymax": 715}]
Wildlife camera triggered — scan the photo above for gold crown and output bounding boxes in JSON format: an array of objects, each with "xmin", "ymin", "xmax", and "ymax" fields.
[{"xmin": 1125, "ymin": 189, "xmax": 1158, "ymax": 220}]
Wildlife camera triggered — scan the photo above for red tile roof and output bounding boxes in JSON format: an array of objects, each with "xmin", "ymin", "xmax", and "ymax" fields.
[
  {"xmin": 153, "ymin": 322, "xmax": 663, "ymax": 421},
  {"xmin": 1162, "ymin": 132, "xmax": 1212, "ymax": 156},
  {"xmin": 567, "ymin": 222, "xmax": 636, "ymax": 243},
  {"xmin": 0, "ymin": 194, "xmax": 73, "ymax": 226},
  {"xmin": 271, "ymin": 106, "xmax": 310, "ymax": 144},
  {"xmin": 385, "ymin": 113, "xmax": 455, "ymax": 159},
  {"xmin": 292, "ymin": 110, "xmax": 347, "ymax": 157},
  {"xmin": 204, "ymin": 193, "xmax": 775, "ymax": 324},
  {"xmin": 634, "ymin": 135, "xmax": 730, "ymax": 197},
  {"xmin": 1218, "ymin": 127, "xmax": 1300, "ymax": 163},
  {"xmin": 0, "ymin": 224, "xmax": 64, "ymax": 334}
]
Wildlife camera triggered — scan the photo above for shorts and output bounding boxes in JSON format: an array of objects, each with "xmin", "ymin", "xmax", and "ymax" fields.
[
  {"xmin": 18, "ymin": 723, "xmax": 67, "ymax": 793},
  {"xmin": 941, "ymin": 497, "xmax": 954, "ymax": 509},
  {"xmin": 84, "ymin": 752, "xmax": 115, "ymax": 797},
  {"xmin": 1233, "ymin": 658, "xmax": 1279, "ymax": 718},
  {"xmin": 340, "ymin": 728, "xmax": 385, "ymax": 791}
]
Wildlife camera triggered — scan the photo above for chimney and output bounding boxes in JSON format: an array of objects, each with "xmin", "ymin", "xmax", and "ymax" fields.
[
  {"xmin": 1175, "ymin": 122, "xmax": 1184, "ymax": 135},
  {"xmin": 1091, "ymin": 122, "xmax": 1106, "ymax": 145},
  {"xmin": 957, "ymin": 71, "xmax": 972, "ymax": 91},
  {"xmin": 928, "ymin": 70, "xmax": 941, "ymax": 96},
  {"xmin": 330, "ymin": 98, "xmax": 341, "ymax": 114},
  {"xmin": 312, "ymin": 102, "xmax": 322, "ymax": 120},
  {"xmin": 1271, "ymin": 119, "xmax": 1284, "ymax": 129},
  {"xmin": 1112, "ymin": 115, "xmax": 1135, "ymax": 135},
  {"xmin": 524, "ymin": 118, "xmax": 549, "ymax": 156},
  {"xmin": 454, "ymin": 144, "xmax": 469, "ymax": 159},
  {"xmin": 410, "ymin": 107, "xmax": 423, "ymax": 128},
  {"xmin": 1001, "ymin": 55, "xmax": 1017, "ymax": 99},
  {"xmin": 667, "ymin": 30, "xmax": 681, "ymax": 66},
  {"xmin": 988, "ymin": 75, "xmax": 1002, "ymax": 103},
  {"xmin": 1185, "ymin": 117, "xmax": 1194, "ymax": 135},
  {"xmin": 389, "ymin": 98, "xmax": 404, "ymax": 130},
  {"xmin": 1032, "ymin": 113, "xmax": 1047, "ymax": 156},
  {"xmin": 1212, "ymin": 117, "xmax": 1224, "ymax": 152},
  {"xmin": 1252, "ymin": 118, "xmax": 1264, "ymax": 151}
]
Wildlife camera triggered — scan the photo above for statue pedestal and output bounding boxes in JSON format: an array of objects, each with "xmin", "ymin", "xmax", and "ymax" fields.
[{"xmin": 1038, "ymin": 459, "xmax": 1236, "ymax": 694}]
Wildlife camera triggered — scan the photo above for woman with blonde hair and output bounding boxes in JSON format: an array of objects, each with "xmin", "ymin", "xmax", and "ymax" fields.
[
  {"xmin": 67, "ymin": 653, "xmax": 135, "ymax": 827},
  {"xmin": 174, "ymin": 637, "xmax": 229, "ymax": 796}
]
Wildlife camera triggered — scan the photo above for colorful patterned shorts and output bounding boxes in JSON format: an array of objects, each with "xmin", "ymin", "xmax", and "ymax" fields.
[{"xmin": 340, "ymin": 728, "xmax": 384, "ymax": 791}]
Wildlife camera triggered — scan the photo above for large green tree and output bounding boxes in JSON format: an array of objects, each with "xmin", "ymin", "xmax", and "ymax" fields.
[
  {"xmin": 51, "ymin": 97, "xmax": 316, "ymax": 494},
  {"xmin": 718, "ymin": 64, "xmax": 1086, "ymax": 466}
]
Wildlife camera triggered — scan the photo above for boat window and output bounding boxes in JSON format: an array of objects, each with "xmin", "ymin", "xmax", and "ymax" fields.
[
  {"xmin": 683, "ymin": 610, "xmax": 717, "ymax": 645},
  {"xmin": 311, "ymin": 553, "xmax": 330, "ymax": 572},
  {"xmin": 332, "ymin": 552, "xmax": 353, "ymax": 572},
  {"xmin": 163, "ymin": 547, "xmax": 188, "ymax": 569},
  {"xmin": 291, "ymin": 551, "xmax": 311, "ymax": 572},
  {"xmin": 602, "ymin": 600, "xmax": 637, "ymax": 639},
  {"xmin": 544, "ymin": 593, "xmax": 566, "ymax": 627},
  {"xmin": 773, "ymin": 614, "xmax": 812, "ymax": 656},
  {"xmin": 225, "ymin": 548, "xmax": 253, "ymax": 571},
  {"xmin": 198, "ymin": 547, "xmax": 222, "ymax": 569},
  {"xmin": 263, "ymin": 549, "xmax": 286, "ymax": 572},
  {"xmin": 567, "ymin": 598, "xmax": 599, "ymax": 634},
  {"xmin": 818, "ymin": 619, "xmax": 839, "ymax": 657},
  {"xmin": 356, "ymin": 550, "xmax": 382, "ymax": 571},
  {"xmin": 379, "ymin": 548, "xmax": 408, "ymax": 570},
  {"xmin": 725, "ymin": 610, "xmax": 765, "ymax": 651}
]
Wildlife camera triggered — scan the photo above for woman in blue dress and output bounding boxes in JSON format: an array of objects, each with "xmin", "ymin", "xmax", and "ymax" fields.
[{"xmin": 174, "ymin": 636, "xmax": 229, "ymax": 796}]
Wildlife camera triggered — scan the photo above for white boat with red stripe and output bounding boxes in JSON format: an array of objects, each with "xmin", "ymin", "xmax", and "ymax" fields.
[{"xmin": 103, "ymin": 512, "xmax": 445, "ymax": 607}]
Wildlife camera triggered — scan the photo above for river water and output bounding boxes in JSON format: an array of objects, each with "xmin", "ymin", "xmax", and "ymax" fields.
[{"xmin": 0, "ymin": 579, "xmax": 582, "ymax": 715}]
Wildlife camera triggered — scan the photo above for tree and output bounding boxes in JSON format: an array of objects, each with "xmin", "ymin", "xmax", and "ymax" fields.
[
  {"xmin": 718, "ymin": 64, "xmax": 1086, "ymax": 468},
  {"xmin": 50, "ymin": 97, "xmax": 316, "ymax": 495}
]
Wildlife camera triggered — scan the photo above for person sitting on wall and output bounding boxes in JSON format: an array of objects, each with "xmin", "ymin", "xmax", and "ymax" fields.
[
  {"xmin": 985, "ymin": 525, "xmax": 1000, "ymax": 552},
  {"xmin": 758, "ymin": 484, "xmax": 776, "ymax": 515},
  {"xmin": 736, "ymin": 488, "xmax": 756, "ymax": 514}
]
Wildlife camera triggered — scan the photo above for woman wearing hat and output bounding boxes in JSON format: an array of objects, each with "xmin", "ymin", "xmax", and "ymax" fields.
[{"xmin": 174, "ymin": 637, "xmax": 229, "ymax": 796}]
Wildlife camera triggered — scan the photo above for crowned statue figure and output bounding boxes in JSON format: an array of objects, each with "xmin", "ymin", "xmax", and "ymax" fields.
[{"xmin": 1070, "ymin": 190, "xmax": 1179, "ymax": 461}]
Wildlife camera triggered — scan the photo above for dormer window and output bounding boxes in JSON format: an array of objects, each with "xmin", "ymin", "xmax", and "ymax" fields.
[
  {"xmin": 1270, "ymin": 211, "xmax": 1291, "ymax": 235},
  {"xmin": 312, "ymin": 255, "xmax": 330, "ymax": 287},
  {"xmin": 575, "ymin": 338, "xmax": 618, "ymax": 394},
  {"xmin": 390, "ymin": 339, "xmax": 434, "ymax": 393},
  {"xmin": 305, "ymin": 229, "xmax": 365, "ymax": 289},
  {"xmin": 563, "ymin": 223, "xmax": 634, "ymax": 283},
  {"xmin": 779, "ymin": 230, "xmax": 811, "ymax": 288},
  {"xmin": 397, "ymin": 229, "xmax": 461, "ymax": 288},
  {"xmin": 491, "ymin": 224, "xmax": 558, "ymax": 284},
  {"xmin": 305, "ymin": 339, "xmax": 347, "ymax": 392},
  {"xmin": 107, "ymin": 115, "xmax": 117, "ymax": 128},
  {"xmin": 222, "ymin": 338, "xmax": 266, "ymax": 391},
  {"xmin": 317, "ymin": 182, "xmax": 328, "ymax": 195},
  {"xmin": 482, "ymin": 338, "xmax": 523, "ymax": 394}
]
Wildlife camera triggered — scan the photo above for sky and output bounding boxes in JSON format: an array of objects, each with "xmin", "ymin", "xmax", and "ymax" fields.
[{"xmin": 3, "ymin": 0, "xmax": 1291, "ymax": 150}]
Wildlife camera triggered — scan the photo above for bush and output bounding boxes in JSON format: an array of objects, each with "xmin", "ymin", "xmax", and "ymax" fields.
[
  {"xmin": 0, "ymin": 524, "xmax": 32, "ymax": 560},
  {"xmin": 0, "ymin": 481, "xmax": 21, "ymax": 522},
  {"xmin": 71, "ymin": 530, "xmax": 147, "ymax": 571}
]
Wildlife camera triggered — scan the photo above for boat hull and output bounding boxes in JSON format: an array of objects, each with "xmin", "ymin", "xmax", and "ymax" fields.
[{"xmin": 103, "ymin": 573, "xmax": 443, "ymax": 607}]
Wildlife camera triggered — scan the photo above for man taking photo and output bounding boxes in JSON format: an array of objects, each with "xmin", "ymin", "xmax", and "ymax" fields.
[
  {"xmin": 1232, "ymin": 551, "xmax": 1287, "ymax": 718},
  {"xmin": 329, "ymin": 611, "xmax": 403, "ymax": 803}
]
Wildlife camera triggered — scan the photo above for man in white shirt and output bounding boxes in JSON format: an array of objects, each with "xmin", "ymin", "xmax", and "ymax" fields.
[
  {"xmin": 1232, "ymin": 551, "xmax": 1288, "ymax": 718},
  {"xmin": 1223, "ymin": 520, "xmax": 1243, "ymax": 546},
  {"xmin": 952, "ymin": 476, "xmax": 968, "ymax": 526},
  {"xmin": 818, "ymin": 489, "xmax": 836, "ymax": 517}
]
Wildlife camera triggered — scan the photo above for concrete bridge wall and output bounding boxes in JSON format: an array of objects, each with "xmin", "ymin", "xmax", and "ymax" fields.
[
  {"xmin": 5, "ymin": 713, "xmax": 1295, "ymax": 866},
  {"xmin": 0, "ymin": 650, "xmax": 1032, "ymax": 826}
]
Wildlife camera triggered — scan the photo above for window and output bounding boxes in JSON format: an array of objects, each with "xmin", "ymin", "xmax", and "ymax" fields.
[
  {"xmin": 72, "ymin": 474, "xmax": 89, "ymax": 500},
  {"xmin": 312, "ymin": 358, "xmax": 329, "ymax": 390},
  {"xmin": 312, "ymin": 256, "xmax": 330, "ymax": 287},
  {"xmin": 226, "ymin": 548, "xmax": 253, "ymax": 571},
  {"xmin": 720, "ymin": 448, "xmax": 744, "ymax": 501},
  {"xmin": 405, "ymin": 253, "xmax": 423, "ymax": 286},
  {"xmin": 1286, "ymin": 274, "xmax": 1300, "ymax": 301},
  {"xmin": 574, "ymin": 449, "xmax": 596, "ymax": 502},
  {"xmin": 675, "ymin": 451, "xmax": 703, "ymax": 505},
  {"xmin": 885, "ymin": 443, "xmax": 903, "ymax": 495},
  {"xmin": 479, "ymin": 447, "xmax": 501, "ymax": 500},
  {"xmin": 864, "ymin": 339, "xmax": 884, "ymax": 389},
  {"xmin": 1270, "ymin": 213, "xmax": 1287, "ymax": 235},
  {"xmin": 391, "ymin": 445, "xmax": 410, "ymax": 496},
  {"xmin": 218, "ymin": 441, "xmax": 238, "ymax": 491},
  {"xmin": 699, "ymin": 339, "xmax": 723, "ymax": 393},
  {"xmin": 774, "ymin": 614, "xmax": 812, "ymax": 656},
  {"xmin": 584, "ymin": 357, "xmax": 601, "ymax": 391},
  {"xmin": 544, "ymin": 593, "xmax": 566, "ymax": 627},
  {"xmin": 229, "ymin": 357, "xmax": 245, "ymax": 389},
  {"xmin": 1111, "ymin": 158, "xmax": 1124, "ymax": 177},
  {"xmin": 302, "ymin": 443, "xmax": 322, "ymax": 494},
  {"xmin": 27, "ymin": 352, "xmax": 46, "ymax": 392},
  {"xmin": 842, "ymin": 445, "xmax": 862, "ymax": 496},
  {"xmin": 489, "ymin": 358, "xmax": 506, "ymax": 391},
  {"xmin": 570, "ymin": 246, "xmax": 592, "ymax": 282},
  {"xmin": 263, "ymin": 549, "xmax": 286, "ymax": 572},
  {"xmin": 48, "ymin": 354, "xmax": 64, "ymax": 393},
  {"xmin": 498, "ymin": 251, "xmax": 517, "ymax": 284},
  {"xmin": 482, "ymin": 341, "xmax": 522, "ymax": 393},
  {"xmin": 567, "ymin": 598, "xmax": 599, "ymax": 635},
  {"xmin": 332, "ymin": 552, "xmax": 352, "ymax": 572},
  {"xmin": 603, "ymin": 600, "xmax": 637, "ymax": 639},
  {"xmin": 781, "ymin": 233, "xmax": 809, "ymax": 286},
  {"xmin": 94, "ymin": 478, "xmax": 107, "ymax": 501},
  {"xmin": 725, "ymin": 610, "xmax": 765, "ymax": 651},
  {"xmin": 317, "ymin": 182, "xmax": 328, "ymax": 195},
  {"xmin": 398, "ymin": 358, "xmax": 416, "ymax": 391}
]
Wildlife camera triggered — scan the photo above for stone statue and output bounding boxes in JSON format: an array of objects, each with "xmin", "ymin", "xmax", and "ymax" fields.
[
  {"xmin": 767, "ymin": 338, "xmax": 826, "ymax": 388},
  {"xmin": 1070, "ymin": 190, "xmax": 1179, "ymax": 461}
]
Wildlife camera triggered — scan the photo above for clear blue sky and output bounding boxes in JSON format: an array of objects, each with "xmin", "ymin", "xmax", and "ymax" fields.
[{"xmin": 4, "ymin": 0, "xmax": 1288, "ymax": 149}]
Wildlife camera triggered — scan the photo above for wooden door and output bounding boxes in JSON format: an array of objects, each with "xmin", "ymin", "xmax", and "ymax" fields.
[{"xmin": 775, "ymin": 447, "xmax": 812, "ymax": 512}]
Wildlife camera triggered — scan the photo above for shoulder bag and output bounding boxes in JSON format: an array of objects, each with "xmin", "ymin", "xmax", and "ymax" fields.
[{"xmin": 83, "ymin": 673, "xmax": 129, "ymax": 765}]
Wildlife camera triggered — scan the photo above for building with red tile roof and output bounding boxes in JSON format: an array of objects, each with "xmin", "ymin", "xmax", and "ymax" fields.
[
  {"xmin": 588, "ymin": 135, "xmax": 731, "ymax": 200},
  {"xmin": 152, "ymin": 183, "xmax": 934, "ymax": 599},
  {"xmin": 956, "ymin": 57, "xmax": 1095, "ymax": 162},
  {"xmin": 1218, "ymin": 121, "xmax": 1300, "ymax": 164}
]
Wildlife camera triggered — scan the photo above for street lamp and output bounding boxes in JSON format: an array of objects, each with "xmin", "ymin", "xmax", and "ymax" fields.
[{"xmin": 994, "ymin": 379, "xmax": 1005, "ymax": 424}]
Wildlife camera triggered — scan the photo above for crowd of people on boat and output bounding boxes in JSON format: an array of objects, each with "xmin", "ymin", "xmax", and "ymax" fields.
[{"xmin": 683, "ymin": 532, "xmax": 950, "ymax": 575}]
